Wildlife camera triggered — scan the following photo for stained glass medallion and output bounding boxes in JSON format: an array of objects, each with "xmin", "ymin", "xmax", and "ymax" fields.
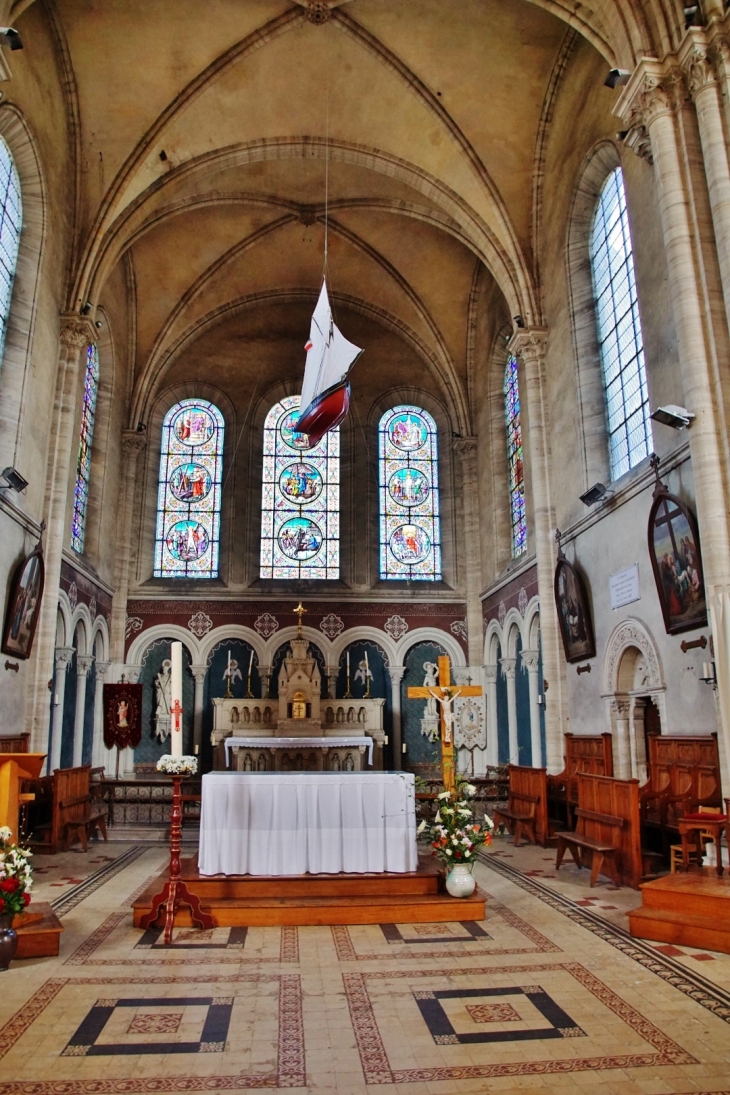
[
  {"xmin": 379, "ymin": 404, "xmax": 441, "ymax": 580},
  {"xmin": 260, "ymin": 395, "xmax": 339, "ymax": 579},
  {"xmin": 154, "ymin": 399, "xmax": 224, "ymax": 578},
  {"xmin": 71, "ymin": 343, "xmax": 99, "ymax": 554},
  {"xmin": 504, "ymin": 354, "xmax": 526, "ymax": 557}
]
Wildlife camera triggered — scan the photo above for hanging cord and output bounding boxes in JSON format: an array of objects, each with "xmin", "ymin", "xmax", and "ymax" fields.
[
  {"xmin": 221, "ymin": 383, "xmax": 258, "ymax": 495},
  {"xmin": 323, "ymin": 84, "xmax": 330, "ymax": 281}
]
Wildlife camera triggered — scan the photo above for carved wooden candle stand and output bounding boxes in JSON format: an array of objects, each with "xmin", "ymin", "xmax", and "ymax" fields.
[{"xmin": 138, "ymin": 774, "xmax": 214, "ymax": 944}]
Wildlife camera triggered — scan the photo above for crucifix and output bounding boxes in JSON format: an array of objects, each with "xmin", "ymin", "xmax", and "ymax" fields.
[
  {"xmin": 407, "ymin": 655, "xmax": 483, "ymax": 791},
  {"xmin": 294, "ymin": 601, "xmax": 307, "ymax": 638}
]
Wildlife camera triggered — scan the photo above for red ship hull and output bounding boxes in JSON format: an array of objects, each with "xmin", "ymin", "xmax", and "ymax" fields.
[{"xmin": 296, "ymin": 381, "xmax": 351, "ymax": 445}]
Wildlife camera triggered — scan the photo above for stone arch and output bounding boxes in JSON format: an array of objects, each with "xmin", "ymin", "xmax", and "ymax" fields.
[
  {"xmin": 396, "ymin": 627, "xmax": 465, "ymax": 669},
  {"xmin": 126, "ymin": 623, "xmax": 200, "ymax": 671},
  {"xmin": 603, "ymin": 617, "xmax": 665, "ymax": 780},
  {"xmin": 0, "ymin": 104, "xmax": 46, "ymax": 473},
  {"xmin": 603, "ymin": 617, "xmax": 664, "ymax": 695}
]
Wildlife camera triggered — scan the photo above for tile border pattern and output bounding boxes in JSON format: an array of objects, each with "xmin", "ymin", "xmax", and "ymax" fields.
[
  {"xmin": 0, "ymin": 973, "xmax": 305, "ymax": 1091},
  {"xmin": 331, "ymin": 897, "xmax": 560, "ymax": 961},
  {"xmin": 343, "ymin": 961, "xmax": 697, "ymax": 1083},
  {"xmin": 50, "ymin": 847, "xmax": 148, "ymax": 916},
  {"xmin": 480, "ymin": 852, "xmax": 730, "ymax": 1025}
]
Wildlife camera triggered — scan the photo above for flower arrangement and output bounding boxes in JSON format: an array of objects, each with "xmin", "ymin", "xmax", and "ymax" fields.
[
  {"xmin": 0, "ymin": 827, "xmax": 32, "ymax": 918},
  {"xmin": 417, "ymin": 781, "xmax": 492, "ymax": 869},
  {"xmin": 156, "ymin": 755, "xmax": 198, "ymax": 776}
]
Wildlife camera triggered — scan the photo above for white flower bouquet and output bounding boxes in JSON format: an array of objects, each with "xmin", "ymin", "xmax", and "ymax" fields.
[
  {"xmin": 156, "ymin": 755, "xmax": 198, "ymax": 776},
  {"xmin": 0, "ymin": 826, "xmax": 33, "ymax": 918},
  {"xmin": 416, "ymin": 780, "xmax": 491, "ymax": 869}
]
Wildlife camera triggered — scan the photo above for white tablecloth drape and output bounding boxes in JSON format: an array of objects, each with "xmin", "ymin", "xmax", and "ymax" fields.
[{"xmin": 198, "ymin": 771, "xmax": 418, "ymax": 876}]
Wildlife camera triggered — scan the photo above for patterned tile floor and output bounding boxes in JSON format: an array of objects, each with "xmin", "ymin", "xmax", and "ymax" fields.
[{"xmin": 0, "ymin": 837, "xmax": 728, "ymax": 1093}]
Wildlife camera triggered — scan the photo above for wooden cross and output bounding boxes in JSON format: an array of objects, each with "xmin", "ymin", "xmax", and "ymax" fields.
[
  {"xmin": 171, "ymin": 699, "xmax": 182, "ymax": 733},
  {"xmin": 407, "ymin": 655, "xmax": 483, "ymax": 791}
]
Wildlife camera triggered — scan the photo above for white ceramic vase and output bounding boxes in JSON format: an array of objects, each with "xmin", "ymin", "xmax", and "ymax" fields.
[{"xmin": 445, "ymin": 863, "xmax": 476, "ymax": 898}]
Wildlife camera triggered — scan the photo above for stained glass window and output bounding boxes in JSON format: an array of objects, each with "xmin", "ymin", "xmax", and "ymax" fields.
[
  {"xmin": 154, "ymin": 399, "xmax": 224, "ymax": 578},
  {"xmin": 70, "ymin": 343, "xmax": 99, "ymax": 553},
  {"xmin": 0, "ymin": 137, "xmax": 21, "ymax": 364},
  {"xmin": 379, "ymin": 405, "xmax": 441, "ymax": 580},
  {"xmin": 504, "ymin": 354, "xmax": 526, "ymax": 557},
  {"xmin": 590, "ymin": 166, "xmax": 652, "ymax": 480},
  {"xmin": 260, "ymin": 395, "xmax": 339, "ymax": 579}
]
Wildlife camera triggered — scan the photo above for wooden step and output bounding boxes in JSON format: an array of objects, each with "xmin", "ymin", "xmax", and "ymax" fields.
[
  {"xmin": 638, "ymin": 872, "xmax": 730, "ymax": 919},
  {"xmin": 628, "ymin": 905, "xmax": 730, "ymax": 954},
  {"xmin": 133, "ymin": 888, "xmax": 487, "ymax": 928},
  {"xmin": 12, "ymin": 903, "xmax": 63, "ymax": 959}
]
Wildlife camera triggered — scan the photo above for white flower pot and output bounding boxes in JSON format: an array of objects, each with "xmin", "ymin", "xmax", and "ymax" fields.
[{"xmin": 445, "ymin": 863, "xmax": 476, "ymax": 898}]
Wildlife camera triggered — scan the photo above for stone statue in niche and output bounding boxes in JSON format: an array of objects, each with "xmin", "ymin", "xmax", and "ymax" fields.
[
  {"xmin": 154, "ymin": 659, "xmax": 172, "ymax": 742},
  {"xmin": 422, "ymin": 661, "xmax": 439, "ymax": 717}
]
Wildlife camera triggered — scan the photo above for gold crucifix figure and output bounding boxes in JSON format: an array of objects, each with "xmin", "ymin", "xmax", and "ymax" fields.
[
  {"xmin": 293, "ymin": 601, "xmax": 307, "ymax": 638},
  {"xmin": 407, "ymin": 655, "xmax": 483, "ymax": 791}
]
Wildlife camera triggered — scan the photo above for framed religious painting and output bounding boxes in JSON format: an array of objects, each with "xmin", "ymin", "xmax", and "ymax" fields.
[
  {"xmin": 554, "ymin": 550, "xmax": 595, "ymax": 663},
  {"xmin": 2, "ymin": 539, "xmax": 45, "ymax": 659},
  {"xmin": 647, "ymin": 486, "xmax": 707, "ymax": 634}
]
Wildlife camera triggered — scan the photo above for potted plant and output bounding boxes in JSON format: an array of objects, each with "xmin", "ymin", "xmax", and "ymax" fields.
[
  {"xmin": 0, "ymin": 826, "xmax": 33, "ymax": 970},
  {"xmin": 417, "ymin": 780, "xmax": 492, "ymax": 897}
]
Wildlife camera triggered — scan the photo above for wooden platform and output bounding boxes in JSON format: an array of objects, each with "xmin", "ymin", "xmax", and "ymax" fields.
[
  {"xmin": 12, "ymin": 902, "xmax": 64, "ymax": 959},
  {"xmin": 628, "ymin": 870, "xmax": 730, "ymax": 954},
  {"xmin": 132, "ymin": 856, "xmax": 486, "ymax": 928}
]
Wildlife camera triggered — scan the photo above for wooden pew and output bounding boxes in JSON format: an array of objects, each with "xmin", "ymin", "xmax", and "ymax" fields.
[
  {"xmin": 556, "ymin": 773, "xmax": 643, "ymax": 888},
  {"xmin": 547, "ymin": 733, "xmax": 613, "ymax": 829},
  {"xmin": 555, "ymin": 808, "xmax": 622, "ymax": 886},
  {"xmin": 640, "ymin": 735, "xmax": 722, "ymax": 853},
  {"xmin": 28, "ymin": 765, "xmax": 108, "ymax": 853},
  {"xmin": 493, "ymin": 765, "xmax": 548, "ymax": 847}
]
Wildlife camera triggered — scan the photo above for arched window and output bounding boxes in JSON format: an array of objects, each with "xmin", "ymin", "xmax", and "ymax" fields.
[
  {"xmin": 0, "ymin": 136, "xmax": 21, "ymax": 364},
  {"xmin": 260, "ymin": 395, "xmax": 339, "ymax": 579},
  {"xmin": 71, "ymin": 344, "xmax": 99, "ymax": 553},
  {"xmin": 590, "ymin": 166, "xmax": 651, "ymax": 480},
  {"xmin": 379, "ymin": 404, "xmax": 441, "ymax": 580},
  {"xmin": 153, "ymin": 398, "xmax": 224, "ymax": 578},
  {"xmin": 504, "ymin": 354, "xmax": 526, "ymax": 557}
]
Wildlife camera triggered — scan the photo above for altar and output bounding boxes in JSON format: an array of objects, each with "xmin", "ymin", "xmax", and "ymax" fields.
[
  {"xmin": 198, "ymin": 771, "xmax": 418, "ymax": 876},
  {"xmin": 210, "ymin": 633, "xmax": 385, "ymax": 771}
]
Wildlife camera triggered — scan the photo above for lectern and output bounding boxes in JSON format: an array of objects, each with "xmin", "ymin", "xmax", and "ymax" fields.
[{"xmin": 0, "ymin": 753, "xmax": 46, "ymax": 841}]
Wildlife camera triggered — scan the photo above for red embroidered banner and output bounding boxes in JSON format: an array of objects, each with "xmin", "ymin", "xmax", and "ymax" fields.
[{"xmin": 103, "ymin": 682, "xmax": 143, "ymax": 751}]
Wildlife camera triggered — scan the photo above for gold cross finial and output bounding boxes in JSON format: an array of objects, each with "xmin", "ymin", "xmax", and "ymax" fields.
[{"xmin": 294, "ymin": 601, "xmax": 307, "ymax": 638}]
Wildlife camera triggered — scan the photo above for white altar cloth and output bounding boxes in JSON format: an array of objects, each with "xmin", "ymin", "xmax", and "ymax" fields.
[
  {"xmin": 224, "ymin": 735, "xmax": 374, "ymax": 767},
  {"xmin": 198, "ymin": 771, "xmax": 418, "ymax": 876}
]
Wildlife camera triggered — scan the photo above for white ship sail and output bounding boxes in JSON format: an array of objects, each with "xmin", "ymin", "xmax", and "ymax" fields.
[{"xmin": 299, "ymin": 279, "xmax": 362, "ymax": 424}]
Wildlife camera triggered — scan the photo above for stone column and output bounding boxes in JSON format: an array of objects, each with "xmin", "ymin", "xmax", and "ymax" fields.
[
  {"xmin": 631, "ymin": 698, "xmax": 648, "ymax": 783},
  {"xmin": 483, "ymin": 665, "xmax": 499, "ymax": 767},
  {"xmin": 500, "ymin": 657, "xmax": 518, "ymax": 764},
  {"xmin": 72, "ymin": 655, "xmax": 94, "ymax": 767},
  {"xmin": 28, "ymin": 318, "xmax": 96, "ymax": 751},
  {"xmin": 259, "ymin": 666, "xmax": 272, "ymax": 699},
  {"xmin": 611, "ymin": 698, "xmax": 632, "ymax": 780},
  {"xmin": 92, "ymin": 661, "xmax": 110, "ymax": 770},
  {"xmin": 191, "ymin": 665, "xmax": 208, "ymax": 755},
  {"xmin": 521, "ymin": 649, "xmax": 543, "ymax": 768},
  {"xmin": 681, "ymin": 35, "xmax": 730, "ymax": 338},
  {"xmin": 49, "ymin": 646, "xmax": 75, "ymax": 773},
  {"xmin": 453, "ymin": 437, "xmax": 485, "ymax": 665},
  {"xmin": 507, "ymin": 328, "xmax": 565, "ymax": 773},
  {"xmin": 387, "ymin": 666, "xmax": 405, "ymax": 770},
  {"xmin": 110, "ymin": 431, "xmax": 147, "ymax": 663}
]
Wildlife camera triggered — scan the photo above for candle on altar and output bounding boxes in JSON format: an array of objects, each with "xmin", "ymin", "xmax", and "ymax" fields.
[
  {"xmin": 364, "ymin": 650, "xmax": 369, "ymax": 674},
  {"xmin": 347, "ymin": 651, "xmax": 350, "ymax": 673},
  {"xmin": 170, "ymin": 641, "xmax": 183, "ymax": 757},
  {"xmin": 249, "ymin": 649, "xmax": 254, "ymax": 675},
  {"xmin": 227, "ymin": 649, "xmax": 231, "ymax": 674}
]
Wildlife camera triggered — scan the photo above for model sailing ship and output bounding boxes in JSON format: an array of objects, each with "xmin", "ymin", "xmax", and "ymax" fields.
[{"xmin": 296, "ymin": 279, "xmax": 363, "ymax": 444}]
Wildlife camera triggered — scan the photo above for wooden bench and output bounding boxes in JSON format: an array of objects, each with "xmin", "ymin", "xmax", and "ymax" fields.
[
  {"xmin": 548, "ymin": 733, "xmax": 613, "ymax": 829},
  {"xmin": 555, "ymin": 807, "xmax": 623, "ymax": 886},
  {"xmin": 493, "ymin": 791, "xmax": 539, "ymax": 846}
]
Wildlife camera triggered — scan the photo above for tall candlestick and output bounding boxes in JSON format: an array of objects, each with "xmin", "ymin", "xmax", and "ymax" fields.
[
  {"xmin": 347, "ymin": 651, "xmax": 350, "ymax": 673},
  {"xmin": 249, "ymin": 649, "xmax": 254, "ymax": 675},
  {"xmin": 170, "ymin": 642, "xmax": 183, "ymax": 757},
  {"xmin": 245, "ymin": 648, "xmax": 254, "ymax": 698}
]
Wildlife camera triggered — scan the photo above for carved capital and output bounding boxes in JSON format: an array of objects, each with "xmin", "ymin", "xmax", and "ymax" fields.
[
  {"xmin": 452, "ymin": 436, "xmax": 478, "ymax": 463},
  {"xmin": 613, "ymin": 59, "xmax": 677, "ymax": 132},
  {"xmin": 54, "ymin": 646, "xmax": 75, "ymax": 671},
  {"xmin": 520, "ymin": 649, "xmax": 540, "ymax": 672},
  {"xmin": 76, "ymin": 655, "xmax": 95, "ymax": 677},
  {"xmin": 95, "ymin": 660, "xmax": 111, "ymax": 682},
  {"xmin": 387, "ymin": 665, "xmax": 405, "ymax": 685},
  {"xmin": 611, "ymin": 698, "xmax": 631, "ymax": 719},
  {"xmin": 121, "ymin": 429, "xmax": 148, "ymax": 456},
  {"xmin": 122, "ymin": 664, "xmax": 142, "ymax": 684},
  {"xmin": 483, "ymin": 664, "xmax": 498, "ymax": 684},
  {"xmin": 59, "ymin": 316, "xmax": 95, "ymax": 351},
  {"xmin": 500, "ymin": 656, "xmax": 517, "ymax": 680},
  {"xmin": 190, "ymin": 664, "xmax": 208, "ymax": 685},
  {"xmin": 507, "ymin": 327, "xmax": 548, "ymax": 368}
]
